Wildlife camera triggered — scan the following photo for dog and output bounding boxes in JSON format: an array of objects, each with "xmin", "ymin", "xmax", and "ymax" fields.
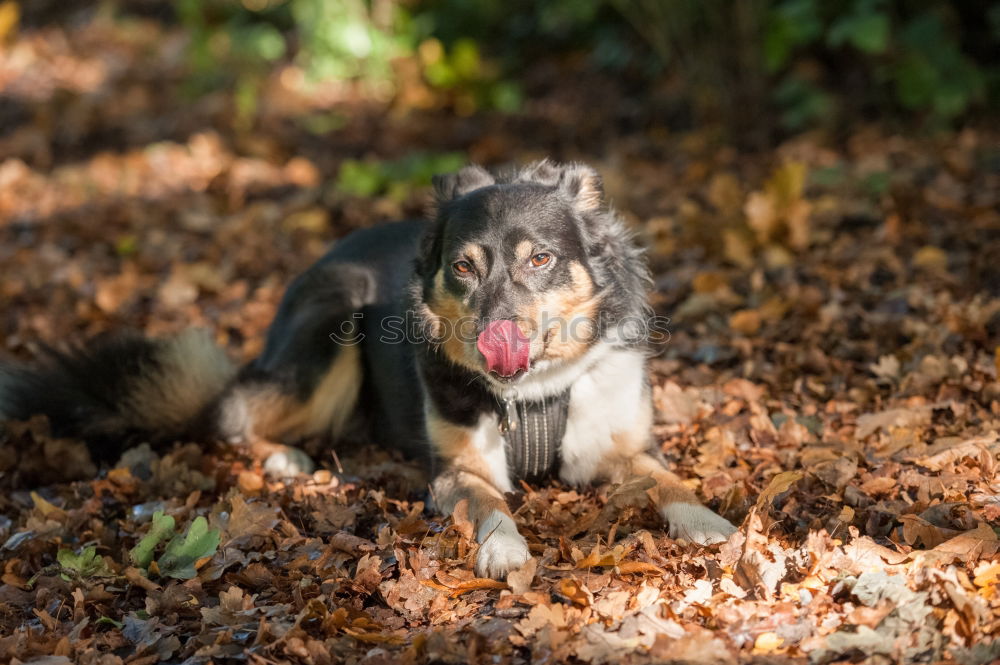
[{"xmin": 0, "ymin": 160, "xmax": 736, "ymax": 578}]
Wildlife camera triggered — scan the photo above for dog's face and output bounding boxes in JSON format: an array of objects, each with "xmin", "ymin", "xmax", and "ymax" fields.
[{"xmin": 417, "ymin": 162, "xmax": 609, "ymax": 384}]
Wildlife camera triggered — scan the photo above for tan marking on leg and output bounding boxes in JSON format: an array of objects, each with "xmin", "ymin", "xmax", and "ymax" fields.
[
  {"xmin": 227, "ymin": 385, "xmax": 299, "ymax": 443},
  {"xmin": 232, "ymin": 345, "xmax": 361, "ymax": 443},
  {"xmin": 427, "ymin": 412, "xmax": 530, "ymax": 578},
  {"xmin": 602, "ymin": 398, "xmax": 702, "ymax": 508},
  {"xmin": 615, "ymin": 451, "xmax": 702, "ymax": 507},
  {"xmin": 295, "ymin": 343, "xmax": 361, "ymax": 439},
  {"xmin": 428, "ymin": 411, "xmax": 512, "ymax": 522}
]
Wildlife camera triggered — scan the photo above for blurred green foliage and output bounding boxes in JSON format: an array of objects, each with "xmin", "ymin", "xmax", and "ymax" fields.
[
  {"xmin": 176, "ymin": 0, "xmax": 288, "ymax": 125},
  {"xmin": 761, "ymin": 0, "xmax": 992, "ymax": 129},
  {"xmin": 171, "ymin": 0, "xmax": 998, "ymax": 138},
  {"xmin": 176, "ymin": 0, "xmax": 523, "ymax": 117},
  {"xmin": 336, "ymin": 152, "xmax": 465, "ymax": 200},
  {"xmin": 291, "ymin": 0, "xmax": 406, "ymax": 83}
]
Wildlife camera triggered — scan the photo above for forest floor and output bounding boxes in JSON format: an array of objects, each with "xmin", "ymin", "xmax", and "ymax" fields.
[{"xmin": 1, "ymin": 13, "xmax": 1000, "ymax": 665}]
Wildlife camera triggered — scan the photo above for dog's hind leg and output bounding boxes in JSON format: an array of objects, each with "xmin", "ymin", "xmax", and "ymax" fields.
[
  {"xmin": 214, "ymin": 262, "xmax": 373, "ymax": 475},
  {"xmin": 217, "ymin": 345, "xmax": 362, "ymax": 475}
]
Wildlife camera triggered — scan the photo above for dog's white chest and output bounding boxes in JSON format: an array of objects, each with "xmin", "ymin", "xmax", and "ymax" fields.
[
  {"xmin": 558, "ymin": 349, "xmax": 648, "ymax": 485},
  {"xmin": 473, "ymin": 347, "xmax": 649, "ymax": 490}
]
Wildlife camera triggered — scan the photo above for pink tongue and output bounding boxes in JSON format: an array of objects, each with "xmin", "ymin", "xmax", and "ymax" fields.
[{"xmin": 477, "ymin": 320, "xmax": 530, "ymax": 377}]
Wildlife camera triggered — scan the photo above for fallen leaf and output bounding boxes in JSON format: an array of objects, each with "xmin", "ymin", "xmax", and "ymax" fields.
[
  {"xmin": 617, "ymin": 560, "xmax": 664, "ymax": 576},
  {"xmin": 753, "ymin": 631, "xmax": 784, "ymax": 654},
  {"xmin": 913, "ymin": 245, "xmax": 948, "ymax": 272},
  {"xmin": 755, "ymin": 471, "xmax": 803, "ymax": 510},
  {"xmin": 856, "ymin": 406, "xmax": 932, "ymax": 439},
  {"xmin": 506, "ymin": 557, "xmax": 537, "ymax": 595},
  {"xmin": 729, "ymin": 309, "xmax": 762, "ymax": 335},
  {"xmin": 557, "ymin": 578, "xmax": 591, "ymax": 607}
]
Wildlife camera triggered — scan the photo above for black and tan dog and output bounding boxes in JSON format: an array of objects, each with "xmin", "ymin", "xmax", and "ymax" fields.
[{"xmin": 0, "ymin": 160, "xmax": 735, "ymax": 578}]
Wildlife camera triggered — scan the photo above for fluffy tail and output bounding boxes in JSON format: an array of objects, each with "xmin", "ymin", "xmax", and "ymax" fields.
[{"xmin": 0, "ymin": 329, "xmax": 235, "ymax": 463}]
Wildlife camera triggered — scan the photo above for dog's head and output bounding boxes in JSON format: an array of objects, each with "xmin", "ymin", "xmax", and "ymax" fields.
[{"xmin": 414, "ymin": 160, "xmax": 649, "ymax": 386}]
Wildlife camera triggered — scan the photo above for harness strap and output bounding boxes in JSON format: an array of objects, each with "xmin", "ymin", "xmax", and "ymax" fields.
[{"xmin": 498, "ymin": 389, "xmax": 572, "ymax": 484}]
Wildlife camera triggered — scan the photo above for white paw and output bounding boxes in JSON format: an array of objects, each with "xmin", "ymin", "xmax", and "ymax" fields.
[
  {"xmin": 263, "ymin": 447, "xmax": 315, "ymax": 477},
  {"xmin": 662, "ymin": 503, "xmax": 737, "ymax": 545},
  {"xmin": 475, "ymin": 510, "xmax": 531, "ymax": 579}
]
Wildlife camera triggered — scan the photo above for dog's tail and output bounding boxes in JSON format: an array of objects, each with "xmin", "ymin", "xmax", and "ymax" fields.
[{"xmin": 0, "ymin": 329, "xmax": 236, "ymax": 463}]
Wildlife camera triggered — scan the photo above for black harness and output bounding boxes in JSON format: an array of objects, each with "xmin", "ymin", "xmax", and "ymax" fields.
[{"xmin": 497, "ymin": 389, "xmax": 572, "ymax": 485}]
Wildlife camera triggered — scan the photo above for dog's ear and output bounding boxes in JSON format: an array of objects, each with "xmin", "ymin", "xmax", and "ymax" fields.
[
  {"xmin": 519, "ymin": 160, "xmax": 604, "ymax": 212},
  {"xmin": 414, "ymin": 221, "xmax": 443, "ymax": 279},
  {"xmin": 556, "ymin": 163, "xmax": 604, "ymax": 213},
  {"xmin": 421, "ymin": 166, "xmax": 492, "ymax": 277},
  {"xmin": 432, "ymin": 165, "xmax": 495, "ymax": 202}
]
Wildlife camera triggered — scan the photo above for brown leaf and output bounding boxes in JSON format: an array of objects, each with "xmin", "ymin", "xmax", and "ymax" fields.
[
  {"xmin": 912, "ymin": 435, "xmax": 997, "ymax": 474},
  {"xmin": 516, "ymin": 602, "xmax": 569, "ymax": 638},
  {"xmin": 918, "ymin": 502, "xmax": 979, "ymax": 531},
  {"xmin": 124, "ymin": 566, "xmax": 161, "ymax": 592},
  {"xmin": 224, "ymin": 494, "xmax": 280, "ymax": 547},
  {"xmin": 328, "ymin": 531, "xmax": 377, "ymax": 555},
  {"xmin": 734, "ymin": 511, "xmax": 789, "ymax": 601},
  {"xmin": 616, "ymin": 561, "xmax": 664, "ymax": 576},
  {"xmin": 30, "ymin": 491, "xmax": 66, "ymax": 519},
  {"xmin": 754, "ymin": 471, "xmax": 803, "ymax": 510},
  {"xmin": 900, "ymin": 514, "xmax": 957, "ymax": 549},
  {"xmin": 576, "ymin": 544, "xmax": 625, "ymax": 569},
  {"xmin": 506, "ymin": 557, "xmax": 537, "ymax": 595},
  {"xmin": 449, "ymin": 499, "xmax": 474, "ymax": 541},
  {"xmin": 448, "ymin": 577, "xmax": 508, "ymax": 597},
  {"xmin": 655, "ymin": 381, "xmax": 700, "ymax": 424},
  {"xmin": 353, "ymin": 554, "xmax": 383, "ymax": 594},
  {"xmin": 931, "ymin": 522, "xmax": 1000, "ymax": 560},
  {"xmin": 973, "ymin": 561, "xmax": 1000, "ymax": 588},
  {"xmin": 379, "ymin": 569, "xmax": 439, "ymax": 619},
  {"xmin": 753, "ymin": 631, "xmax": 784, "ymax": 654},
  {"xmin": 842, "ymin": 535, "xmax": 909, "ymax": 568},
  {"xmin": 913, "ymin": 245, "xmax": 948, "ymax": 272},
  {"xmin": 812, "ymin": 457, "xmax": 858, "ymax": 491},
  {"xmin": 557, "ymin": 578, "xmax": 591, "ymax": 607},
  {"xmin": 236, "ymin": 470, "xmax": 264, "ymax": 495},
  {"xmin": 707, "ymin": 172, "xmax": 744, "ymax": 216},
  {"xmin": 729, "ymin": 309, "xmax": 762, "ymax": 335},
  {"xmin": 859, "ymin": 476, "xmax": 896, "ymax": 496},
  {"xmin": 855, "ymin": 406, "xmax": 932, "ymax": 439},
  {"xmin": 94, "ymin": 263, "xmax": 141, "ymax": 313}
]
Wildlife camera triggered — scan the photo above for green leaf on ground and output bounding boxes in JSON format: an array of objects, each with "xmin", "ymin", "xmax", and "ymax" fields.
[
  {"xmin": 156, "ymin": 516, "xmax": 220, "ymax": 580},
  {"xmin": 57, "ymin": 546, "xmax": 113, "ymax": 579},
  {"xmin": 129, "ymin": 511, "xmax": 176, "ymax": 569}
]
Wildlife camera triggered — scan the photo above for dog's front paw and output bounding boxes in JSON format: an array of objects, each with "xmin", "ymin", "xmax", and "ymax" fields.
[
  {"xmin": 475, "ymin": 510, "xmax": 531, "ymax": 579},
  {"xmin": 263, "ymin": 446, "xmax": 316, "ymax": 477},
  {"xmin": 662, "ymin": 503, "xmax": 737, "ymax": 545}
]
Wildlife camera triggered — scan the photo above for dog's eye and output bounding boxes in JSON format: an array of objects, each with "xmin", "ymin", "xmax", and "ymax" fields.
[
  {"xmin": 530, "ymin": 253, "xmax": 552, "ymax": 268},
  {"xmin": 453, "ymin": 260, "xmax": 473, "ymax": 275}
]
